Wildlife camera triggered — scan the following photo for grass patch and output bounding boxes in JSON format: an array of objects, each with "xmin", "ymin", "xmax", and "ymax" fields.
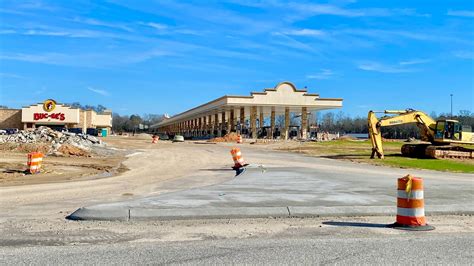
[
  {"xmin": 381, "ymin": 156, "xmax": 474, "ymax": 173},
  {"xmin": 281, "ymin": 139, "xmax": 474, "ymax": 173}
]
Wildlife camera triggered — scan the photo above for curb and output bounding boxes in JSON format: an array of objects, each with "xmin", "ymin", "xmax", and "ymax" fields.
[{"xmin": 67, "ymin": 205, "xmax": 474, "ymax": 221}]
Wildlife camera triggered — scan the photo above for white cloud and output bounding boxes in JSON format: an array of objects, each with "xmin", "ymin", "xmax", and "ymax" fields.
[
  {"xmin": 0, "ymin": 53, "xmax": 66, "ymax": 64},
  {"xmin": 17, "ymin": 1, "xmax": 57, "ymax": 11},
  {"xmin": 307, "ymin": 69, "xmax": 335, "ymax": 79},
  {"xmin": 0, "ymin": 72, "xmax": 24, "ymax": 79},
  {"xmin": 24, "ymin": 29, "xmax": 71, "ymax": 36},
  {"xmin": 289, "ymin": 3, "xmax": 364, "ymax": 17},
  {"xmin": 399, "ymin": 59, "xmax": 431, "ymax": 65},
  {"xmin": 0, "ymin": 26, "xmax": 112, "ymax": 38},
  {"xmin": 453, "ymin": 51, "xmax": 474, "ymax": 59},
  {"xmin": 286, "ymin": 3, "xmax": 429, "ymax": 18},
  {"xmin": 271, "ymin": 32, "xmax": 318, "ymax": 52},
  {"xmin": 447, "ymin": 10, "xmax": 474, "ymax": 17},
  {"xmin": 73, "ymin": 17, "xmax": 133, "ymax": 32},
  {"xmin": 358, "ymin": 62, "xmax": 416, "ymax": 73},
  {"xmin": 87, "ymin": 87, "xmax": 109, "ymax": 96},
  {"xmin": 283, "ymin": 29, "xmax": 326, "ymax": 37},
  {"xmin": 139, "ymin": 22, "xmax": 206, "ymax": 36},
  {"xmin": 143, "ymin": 22, "xmax": 168, "ymax": 30}
]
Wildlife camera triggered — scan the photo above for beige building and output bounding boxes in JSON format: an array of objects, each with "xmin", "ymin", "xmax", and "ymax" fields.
[
  {"xmin": 0, "ymin": 99, "xmax": 112, "ymax": 136},
  {"xmin": 152, "ymin": 81, "xmax": 343, "ymax": 140}
]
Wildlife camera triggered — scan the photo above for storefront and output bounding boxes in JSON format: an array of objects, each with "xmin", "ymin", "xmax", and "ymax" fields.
[{"xmin": 0, "ymin": 99, "xmax": 112, "ymax": 136}]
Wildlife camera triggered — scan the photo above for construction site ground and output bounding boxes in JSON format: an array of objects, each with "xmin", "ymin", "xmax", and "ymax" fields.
[{"xmin": 0, "ymin": 136, "xmax": 472, "ymax": 252}]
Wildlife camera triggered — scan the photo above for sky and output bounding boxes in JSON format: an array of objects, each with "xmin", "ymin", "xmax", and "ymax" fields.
[{"xmin": 0, "ymin": 0, "xmax": 473, "ymax": 117}]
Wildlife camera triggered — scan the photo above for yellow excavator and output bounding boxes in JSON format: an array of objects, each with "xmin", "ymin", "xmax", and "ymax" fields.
[{"xmin": 368, "ymin": 109, "xmax": 474, "ymax": 159}]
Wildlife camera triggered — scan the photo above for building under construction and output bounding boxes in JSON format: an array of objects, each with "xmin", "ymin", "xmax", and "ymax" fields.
[{"xmin": 152, "ymin": 81, "xmax": 343, "ymax": 139}]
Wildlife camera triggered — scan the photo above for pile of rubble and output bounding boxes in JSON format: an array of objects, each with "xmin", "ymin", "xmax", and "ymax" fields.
[
  {"xmin": 209, "ymin": 132, "xmax": 241, "ymax": 143},
  {"xmin": 0, "ymin": 126, "xmax": 105, "ymax": 156}
]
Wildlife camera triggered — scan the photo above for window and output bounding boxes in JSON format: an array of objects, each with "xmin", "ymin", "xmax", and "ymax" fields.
[{"xmin": 435, "ymin": 121, "xmax": 445, "ymax": 139}]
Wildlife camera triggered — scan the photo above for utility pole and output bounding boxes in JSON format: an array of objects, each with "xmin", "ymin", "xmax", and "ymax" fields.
[{"xmin": 450, "ymin": 94, "xmax": 453, "ymax": 119}]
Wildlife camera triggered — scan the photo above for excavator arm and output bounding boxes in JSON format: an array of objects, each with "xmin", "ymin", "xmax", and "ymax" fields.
[{"xmin": 368, "ymin": 110, "xmax": 437, "ymax": 159}]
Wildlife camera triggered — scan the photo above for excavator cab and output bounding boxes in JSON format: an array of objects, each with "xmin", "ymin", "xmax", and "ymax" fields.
[{"xmin": 434, "ymin": 120, "xmax": 462, "ymax": 141}]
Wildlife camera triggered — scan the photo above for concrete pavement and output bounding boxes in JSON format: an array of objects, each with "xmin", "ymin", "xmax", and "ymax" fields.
[{"xmin": 68, "ymin": 147, "xmax": 474, "ymax": 221}]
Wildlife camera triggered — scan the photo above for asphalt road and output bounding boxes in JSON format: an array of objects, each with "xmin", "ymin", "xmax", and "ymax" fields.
[{"xmin": 2, "ymin": 233, "xmax": 472, "ymax": 265}]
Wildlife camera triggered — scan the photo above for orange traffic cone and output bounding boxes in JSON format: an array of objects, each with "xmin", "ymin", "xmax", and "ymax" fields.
[
  {"xmin": 390, "ymin": 174, "xmax": 434, "ymax": 231},
  {"xmin": 27, "ymin": 152, "xmax": 43, "ymax": 174}
]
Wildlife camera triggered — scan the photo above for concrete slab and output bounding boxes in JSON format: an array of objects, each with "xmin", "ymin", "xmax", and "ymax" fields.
[
  {"xmin": 68, "ymin": 151, "xmax": 474, "ymax": 221},
  {"xmin": 67, "ymin": 205, "xmax": 129, "ymax": 221},
  {"xmin": 129, "ymin": 207, "xmax": 289, "ymax": 220}
]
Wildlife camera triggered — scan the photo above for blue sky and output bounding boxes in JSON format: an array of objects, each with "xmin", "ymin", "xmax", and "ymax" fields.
[{"xmin": 0, "ymin": 0, "xmax": 473, "ymax": 117}]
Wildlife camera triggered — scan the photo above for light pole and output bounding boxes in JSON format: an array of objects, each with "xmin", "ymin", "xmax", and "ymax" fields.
[{"xmin": 450, "ymin": 94, "xmax": 453, "ymax": 119}]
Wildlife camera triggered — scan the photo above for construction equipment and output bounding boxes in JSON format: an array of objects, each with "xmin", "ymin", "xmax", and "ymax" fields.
[{"xmin": 368, "ymin": 109, "xmax": 474, "ymax": 159}]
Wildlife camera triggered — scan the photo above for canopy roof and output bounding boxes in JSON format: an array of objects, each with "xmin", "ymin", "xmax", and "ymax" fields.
[{"xmin": 154, "ymin": 81, "xmax": 343, "ymax": 128}]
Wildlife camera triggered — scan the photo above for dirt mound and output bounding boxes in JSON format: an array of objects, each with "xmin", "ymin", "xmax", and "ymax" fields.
[
  {"xmin": 57, "ymin": 144, "xmax": 91, "ymax": 157},
  {"xmin": 209, "ymin": 132, "xmax": 241, "ymax": 143}
]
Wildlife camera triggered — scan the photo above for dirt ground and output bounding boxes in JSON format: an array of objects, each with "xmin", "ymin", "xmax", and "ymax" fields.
[
  {"xmin": 0, "ymin": 135, "xmax": 164, "ymax": 187},
  {"xmin": 0, "ymin": 152, "xmax": 126, "ymax": 187},
  {"xmin": 0, "ymin": 136, "xmax": 234, "ymax": 221}
]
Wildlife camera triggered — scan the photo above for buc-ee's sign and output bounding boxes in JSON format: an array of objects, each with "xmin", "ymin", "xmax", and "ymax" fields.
[
  {"xmin": 33, "ymin": 99, "xmax": 66, "ymax": 121},
  {"xmin": 34, "ymin": 113, "xmax": 65, "ymax": 121}
]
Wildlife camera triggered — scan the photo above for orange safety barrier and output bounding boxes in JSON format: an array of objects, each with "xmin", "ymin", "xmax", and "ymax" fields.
[
  {"xmin": 27, "ymin": 152, "xmax": 43, "ymax": 174},
  {"xmin": 237, "ymin": 135, "xmax": 243, "ymax": 144},
  {"xmin": 392, "ymin": 174, "xmax": 434, "ymax": 231},
  {"xmin": 230, "ymin": 147, "xmax": 245, "ymax": 169}
]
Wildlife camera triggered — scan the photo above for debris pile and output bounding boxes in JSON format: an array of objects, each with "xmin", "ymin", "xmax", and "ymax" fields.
[
  {"xmin": 0, "ymin": 126, "xmax": 105, "ymax": 156},
  {"xmin": 209, "ymin": 132, "xmax": 241, "ymax": 143}
]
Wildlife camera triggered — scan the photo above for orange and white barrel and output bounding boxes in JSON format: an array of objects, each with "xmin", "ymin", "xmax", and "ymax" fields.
[
  {"xmin": 230, "ymin": 148, "xmax": 245, "ymax": 169},
  {"xmin": 27, "ymin": 152, "xmax": 43, "ymax": 174},
  {"xmin": 237, "ymin": 135, "xmax": 243, "ymax": 144},
  {"xmin": 394, "ymin": 174, "xmax": 433, "ymax": 230}
]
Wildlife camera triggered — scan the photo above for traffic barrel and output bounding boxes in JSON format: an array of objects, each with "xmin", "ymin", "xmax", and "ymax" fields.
[
  {"xmin": 27, "ymin": 152, "xmax": 43, "ymax": 174},
  {"xmin": 391, "ymin": 174, "xmax": 434, "ymax": 231},
  {"xmin": 237, "ymin": 135, "xmax": 243, "ymax": 144},
  {"xmin": 230, "ymin": 147, "xmax": 245, "ymax": 169}
]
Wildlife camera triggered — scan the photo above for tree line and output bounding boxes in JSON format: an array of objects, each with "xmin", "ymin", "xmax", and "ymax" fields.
[
  {"xmin": 67, "ymin": 103, "xmax": 166, "ymax": 133},
  {"xmin": 112, "ymin": 113, "xmax": 166, "ymax": 133},
  {"xmin": 315, "ymin": 110, "xmax": 474, "ymax": 139}
]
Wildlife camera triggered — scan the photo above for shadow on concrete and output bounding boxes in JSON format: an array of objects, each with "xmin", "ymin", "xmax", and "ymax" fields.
[
  {"xmin": 200, "ymin": 168, "xmax": 235, "ymax": 172},
  {"xmin": 2, "ymin": 169, "xmax": 28, "ymax": 174},
  {"xmin": 323, "ymin": 221, "xmax": 389, "ymax": 228}
]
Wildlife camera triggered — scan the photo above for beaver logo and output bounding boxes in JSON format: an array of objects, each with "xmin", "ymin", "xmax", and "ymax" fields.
[{"xmin": 43, "ymin": 99, "xmax": 56, "ymax": 112}]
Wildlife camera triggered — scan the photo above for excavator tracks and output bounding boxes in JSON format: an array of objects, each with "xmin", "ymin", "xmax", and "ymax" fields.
[{"xmin": 402, "ymin": 144, "xmax": 474, "ymax": 159}]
